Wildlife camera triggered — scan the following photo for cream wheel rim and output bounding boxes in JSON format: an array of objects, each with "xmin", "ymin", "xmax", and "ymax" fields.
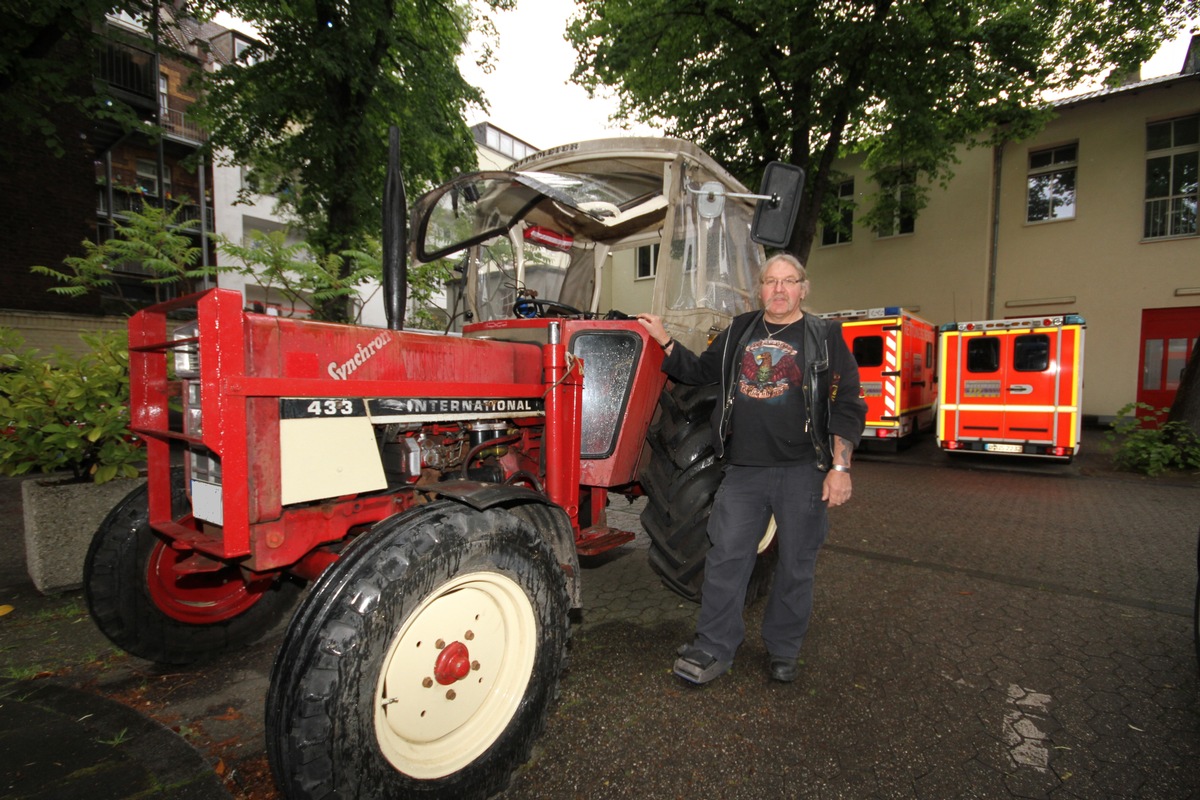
[{"xmin": 373, "ymin": 570, "xmax": 536, "ymax": 779}]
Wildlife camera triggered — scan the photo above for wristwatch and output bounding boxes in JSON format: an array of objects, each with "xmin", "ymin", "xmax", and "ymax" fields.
[{"xmin": 831, "ymin": 464, "xmax": 851, "ymax": 473}]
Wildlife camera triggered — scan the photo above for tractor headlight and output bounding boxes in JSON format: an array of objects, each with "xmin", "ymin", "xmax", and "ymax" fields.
[{"xmin": 173, "ymin": 321, "xmax": 200, "ymax": 378}]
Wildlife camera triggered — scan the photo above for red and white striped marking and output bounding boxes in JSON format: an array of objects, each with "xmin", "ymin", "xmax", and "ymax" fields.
[{"xmin": 883, "ymin": 332, "xmax": 898, "ymax": 418}]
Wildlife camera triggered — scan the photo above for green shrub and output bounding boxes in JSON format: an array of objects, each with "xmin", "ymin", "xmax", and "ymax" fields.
[
  {"xmin": 0, "ymin": 329, "xmax": 142, "ymax": 484},
  {"xmin": 1104, "ymin": 402, "xmax": 1200, "ymax": 477}
]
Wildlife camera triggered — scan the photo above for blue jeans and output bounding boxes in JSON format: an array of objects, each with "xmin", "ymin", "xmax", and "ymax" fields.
[{"xmin": 694, "ymin": 463, "xmax": 829, "ymax": 663}]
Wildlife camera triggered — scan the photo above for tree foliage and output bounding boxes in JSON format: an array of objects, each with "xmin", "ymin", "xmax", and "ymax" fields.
[
  {"xmin": 0, "ymin": 0, "xmax": 223, "ymax": 159},
  {"xmin": 31, "ymin": 198, "xmax": 213, "ymax": 314},
  {"xmin": 195, "ymin": 0, "xmax": 509, "ymax": 319},
  {"xmin": 0, "ymin": 0, "xmax": 160, "ymax": 159},
  {"xmin": 567, "ymin": 0, "xmax": 1200, "ymax": 259},
  {"xmin": 0, "ymin": 328, "xmax": 143, "ymax": 484},
  {"xmin": 219, "ymin": 228, "xmax": 383, "ymax": 322}
]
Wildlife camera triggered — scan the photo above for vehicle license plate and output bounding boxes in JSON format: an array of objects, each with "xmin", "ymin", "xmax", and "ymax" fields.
[{"xmin": 985, "ymin": 443, "xmax": 1023, "ymax": 453}]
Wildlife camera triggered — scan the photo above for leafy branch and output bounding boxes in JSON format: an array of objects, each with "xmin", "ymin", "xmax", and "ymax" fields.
[{"xmin": 31, "ymin": 198, "xmax": 219, "ymax": 313}]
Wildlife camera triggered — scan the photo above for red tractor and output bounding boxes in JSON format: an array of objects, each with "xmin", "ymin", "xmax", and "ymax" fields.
[{"xmin": 84, "ymin": 138, "xmax": 802, "ymax": 798}]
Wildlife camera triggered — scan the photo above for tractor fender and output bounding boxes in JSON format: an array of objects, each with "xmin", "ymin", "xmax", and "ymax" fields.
[{"xmin": 424, "ymin": 480, "xmax": 582, "ymax": 609}]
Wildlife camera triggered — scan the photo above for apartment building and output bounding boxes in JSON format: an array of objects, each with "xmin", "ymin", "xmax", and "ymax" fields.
[{"xmin": 0, "ymin": 7, "xmax": 230, "ymax": 352}]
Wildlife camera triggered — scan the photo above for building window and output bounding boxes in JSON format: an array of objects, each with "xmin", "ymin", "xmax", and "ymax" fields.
[
  {"xmin": 1027, "ymin": 144, "xmax": 1077, "ymax": 222},
  {"xmin": 635, "ymin": 243, "xmax": 659, "ymax": 280},
  {"xmin": 135, "ymin": 158, "xmax": 171, "ymax": 197},
  {"xmin": 876, "ymin": 169, "xmax": 915, "ymax": 237},
  {"xmin": 484, "ymin": 126, "xmax": 536, "ymax": 161},
  {"xmin": 158, "ymin": 72, "xmax": 170, "ymax": 121},
  {"xmin": 821, "ymin": 179, "xmax": 854, "ymax": 246},
  {"xmin": 1144, "ymin": 114, "xmax": 1198, "ymax": 239},
  {"xmin": 233, "ymin": 34, "xmax": 260, "ymax": 64}
]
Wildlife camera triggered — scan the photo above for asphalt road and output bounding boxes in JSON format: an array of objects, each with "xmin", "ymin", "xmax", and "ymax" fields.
[{"xmin": 1, "ymin": 429, "xmax": 1197, "ymax": 799}]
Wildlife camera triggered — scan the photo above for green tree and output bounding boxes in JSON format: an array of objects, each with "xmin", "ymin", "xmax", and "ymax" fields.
[
  {"xmin": 31, "ymin": 199, "xmax": 214, "ymax": 314},
  {"xmin": 218, "ymin": 228, "xmax": 382, "ymax": 322},
  {"xmin": 196, "ymin": 0, "xmax": 509, "ymax": 321},
  {"xmin": 567, "ymin": 0, "xmax": 1199, "ymax": 260},
  {"xmin": 218, "ymin": 228, "xmax": 452, "ymax": 325}
]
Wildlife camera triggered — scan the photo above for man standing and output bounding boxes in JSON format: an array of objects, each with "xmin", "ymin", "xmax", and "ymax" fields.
[{"xmin": 636, "ymin": 253, "xmax": 866, "ymax": 684}]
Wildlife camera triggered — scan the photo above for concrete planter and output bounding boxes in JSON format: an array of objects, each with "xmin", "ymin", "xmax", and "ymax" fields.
[{"xmin": 22, "ymin": 475, "xmax": 144, "ymax": 594}]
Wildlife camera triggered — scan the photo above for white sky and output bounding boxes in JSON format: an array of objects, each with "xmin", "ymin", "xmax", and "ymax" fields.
[
  {"xmin": 457, "ymin": 0, "xmax": 655, "ymax": 149},
  {"xmin": 216, "ymin": 8, "xmax": 1196, "ymax": 152},
  {"xmin": 462, "ymin": 6, "xmax": 1197, "ymax": 150}
]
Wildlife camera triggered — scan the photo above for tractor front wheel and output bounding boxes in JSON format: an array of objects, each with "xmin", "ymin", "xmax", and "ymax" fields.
[
  {"xmin": 84, "ymin": 474, "xmax": 300, "ymax": 665},
  {"xmin": 265, "ymin": 500, "xmax": 570, "ymax": 800}
]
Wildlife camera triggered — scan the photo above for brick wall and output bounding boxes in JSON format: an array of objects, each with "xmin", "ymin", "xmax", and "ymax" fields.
[
  {"xmin": 0, "ymin": 310, "xmax": 128, "ymax": 356},
  {"xmin": 1, "ymin": 40, "xmax": 211, "ymax": 323},
  {"xmin": 0, "ymin": 101, "xmax": 103, "ymax": 317}
]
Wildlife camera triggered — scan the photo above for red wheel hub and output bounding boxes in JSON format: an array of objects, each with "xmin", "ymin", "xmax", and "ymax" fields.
[
  {"xmin": 434, "ymin": 641, "xmax": 471, "ymax": 685},
  {"xmin": 145, "ymin": 540, "xmax": 271, "ymax": 625}
]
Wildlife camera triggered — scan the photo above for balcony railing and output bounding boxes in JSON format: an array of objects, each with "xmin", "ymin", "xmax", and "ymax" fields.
[
  {"xmin": 97, "ymin": 188, "xmax": 215, "ymax": 233},
  {"xmin": 96, "ymin": 41, "xmax": 156, "ymax": 101},
  {"xmin": 161, "ymin": 107, "xmax": 207, "ymax": 143},
  {"xmin": 94, "ymin": 40, "xmax": 207, "ymax": 144}
]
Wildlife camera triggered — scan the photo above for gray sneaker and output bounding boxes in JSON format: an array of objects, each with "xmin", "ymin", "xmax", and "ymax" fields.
[
  {"xmin": 673, "ymin": 643, "xmax": 732, "ymax": 685},
  {"xmin": 768, "ymin": 656, "xmax": 798, "ymax": 683}
]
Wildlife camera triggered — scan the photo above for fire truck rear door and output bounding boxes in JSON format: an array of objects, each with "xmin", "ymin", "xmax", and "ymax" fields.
[
  {"xmin": 999, "ymin": 327, "xmax": 1063, "ymax": 447},
  {"xmin": 951, "ymin": 332, "xmax": 1009, "ymax": 447}
]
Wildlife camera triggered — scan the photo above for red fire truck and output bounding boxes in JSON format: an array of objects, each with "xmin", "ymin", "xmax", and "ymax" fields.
[
  {"xmin": 937, "ymin": 314, "xmax": 1086, "ymax": 460},
  {"xmin": 818, "ymin": 307, "xmax": 936, "ymax": 447}
]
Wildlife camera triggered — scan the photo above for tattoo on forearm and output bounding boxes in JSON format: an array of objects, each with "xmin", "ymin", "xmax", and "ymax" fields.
[{"xmin": 833, "ymin": 435, "xmax": 853, "ymax": 466}]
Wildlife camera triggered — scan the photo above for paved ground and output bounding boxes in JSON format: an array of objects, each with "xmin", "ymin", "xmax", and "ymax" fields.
[{"xmin": 1, "ymin": 428, "xmax": 1197, "ymax": 799}]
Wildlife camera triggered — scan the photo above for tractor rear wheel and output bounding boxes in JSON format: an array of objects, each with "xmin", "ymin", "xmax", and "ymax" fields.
[
  {"xmin": 265, "ymin": 500, "xmax": 570, "ymax": 800},
  {"xmin": 84, "ymin": 472, "xmax": 300, "ymax": 665},
  {"xmin": 640, "ymin": 383, "xmax": 776, "ymax": 602}
]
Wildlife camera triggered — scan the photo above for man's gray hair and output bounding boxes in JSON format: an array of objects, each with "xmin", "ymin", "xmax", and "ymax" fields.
[{"xmin": 759, "ymin": 252, "xmax": 808, "ymax": 284}]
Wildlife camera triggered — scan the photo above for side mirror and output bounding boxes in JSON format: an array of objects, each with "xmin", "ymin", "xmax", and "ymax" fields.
[{"xmin": 751, "ymin": 162, "xmax": 805, "ymax": 249}]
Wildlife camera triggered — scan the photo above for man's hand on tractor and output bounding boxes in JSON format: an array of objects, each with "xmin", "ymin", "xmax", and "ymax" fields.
[{"xmin": 635, "ymin": 314, "xmax": 674, "ymax": 353}]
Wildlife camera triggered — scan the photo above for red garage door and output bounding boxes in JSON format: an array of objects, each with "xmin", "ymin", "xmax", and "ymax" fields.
[{"xmin": 1137, "ymin": 306, "xmax": 1200, "ymax": 422}]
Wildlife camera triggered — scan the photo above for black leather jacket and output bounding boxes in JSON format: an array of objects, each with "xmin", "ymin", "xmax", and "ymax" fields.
[{"xmin": 661, "ymin": 310, "xmax": 867, "ymax": 470}]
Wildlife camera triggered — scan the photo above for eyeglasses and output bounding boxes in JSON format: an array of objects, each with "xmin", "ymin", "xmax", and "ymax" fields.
[{"xmin": 761, "ymin": 278, "xmax": 802, "ymax": 288}]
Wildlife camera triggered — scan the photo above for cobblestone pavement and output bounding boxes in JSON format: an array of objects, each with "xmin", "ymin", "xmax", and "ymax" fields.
[
  {"xmin": 500, "ymin": 443, "xmax": 1199, "ymax": 800},
  {"xmin": 1, "ymin": 430, "xmax": 1198, "ymax": 799}
]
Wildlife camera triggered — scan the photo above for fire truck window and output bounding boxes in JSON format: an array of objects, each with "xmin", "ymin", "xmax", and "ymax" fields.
[
  {"xmin": 966, "ymin": 338, "xmax": 1000, "ymax": 373},
  {"xmin": 852, "ymin": 336, "xmax": 884, "ymax": 367},
  {"xmin": 1013, "ymin": 334, "xmax": 1050, "ymax": 372}
]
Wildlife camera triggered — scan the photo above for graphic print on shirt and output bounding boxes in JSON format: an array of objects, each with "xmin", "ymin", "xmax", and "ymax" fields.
[{"xmin": 738, "ymin": 336, "xmax": 802, "ymax": 401}]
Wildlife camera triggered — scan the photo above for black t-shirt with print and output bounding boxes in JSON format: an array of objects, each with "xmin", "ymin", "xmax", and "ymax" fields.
[{"xmin": 727, "ymin": 319, "xmax": 813, "ymax": 466}]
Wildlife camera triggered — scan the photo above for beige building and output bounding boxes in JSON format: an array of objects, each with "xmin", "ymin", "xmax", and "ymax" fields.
[{"xmin": 802, "ymin": 51, "xmax": 1200, "ymax": 422}]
